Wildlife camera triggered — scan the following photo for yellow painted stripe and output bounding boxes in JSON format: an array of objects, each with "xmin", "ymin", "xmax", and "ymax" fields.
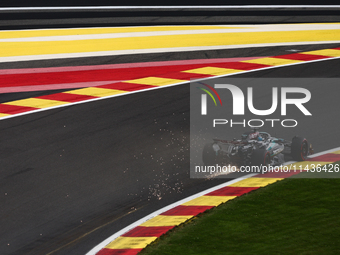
[
  {"xmin": 1, "ymin": 30, "xmax": 340, "ymax": 57},
  {"xmin": 300, "ymin": 49, "xmax": 340, "ymax": 57},
  {"xmin": 229, "ymin": 178, "xmax": 283, "ymax": 187},
  {"xmin": 124, "ymin": 77, "xmax": 186, "ymax": 86},
  {"xmin": 287, "ymin": 161, "xmax": 333, "ymax": 170},
  {"xmin": 242, "ymin": 57, "xmax": 303, "ymax": 66},
  {"xmin": 331, "ymin": 150, "xmax": 340, "ymax": 154},
  {"xmin": 105, "ymin": 236, "xmax": 157, "ymax": 249},
  {"xmin": 140, "ymin": 215, "xmax": 192, "ymax": 227},
  {"xmin": 182, "ymin": 196, "xmax": 236, "ymax": 206},
  {"xmin": 183, "ymin": 66, "xmax": 242, "ymax": 75},
  {"xmin": 0, "ymin": 26, "xmax": 238, "ymax": 39},
  {"xmin": 0, "ymin": 113, "xmax": 10, "ymax": 117},
  {"xmin": 4, "ymin": 98, "xmax": 67, "ymax": 108},
  {"xmin": 66, "ymin": 87, "xmax": 126, "ymax": 97}
]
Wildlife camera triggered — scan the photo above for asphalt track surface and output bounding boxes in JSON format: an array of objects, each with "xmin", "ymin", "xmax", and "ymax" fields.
[
  {"xmin": 0, "ymin": 1, "xmax": 337, "ymax": 6},
  {"xmin": 1, "ymin": 8, "xmax": 340, "ymax": 30},
  {"xmin": 1, "ymin": 48, "xmax": 340, "ymax": 255},
  {"xmin": 1, "ymin": 12, "xmax": 340, "ymax": 255}
]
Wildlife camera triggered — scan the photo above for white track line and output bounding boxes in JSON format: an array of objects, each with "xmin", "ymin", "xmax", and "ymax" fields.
[
  {"xmin": 2, "ymin": 41, "xmax": 340, "ymax": 63},
  {"xmin": 1, "ymin": 6, "xmax": 340, "ymax": 11},
  {"xmin": 1, "ymin": 24, "xmax": 339, "ymax": 33},
  {"xmin": 2, "ymin": 24, "xmax": 340, "ymax": 42}
]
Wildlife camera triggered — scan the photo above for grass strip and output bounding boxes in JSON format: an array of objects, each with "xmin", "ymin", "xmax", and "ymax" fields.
[{"xmin": 141, "ymin": 166, "xmax": 340, "ymax": 254}]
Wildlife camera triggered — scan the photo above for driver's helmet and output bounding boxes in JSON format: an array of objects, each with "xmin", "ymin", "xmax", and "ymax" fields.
[{"xmin": 241, "ymin": 131, "xmax": 260, "ymax": 141}]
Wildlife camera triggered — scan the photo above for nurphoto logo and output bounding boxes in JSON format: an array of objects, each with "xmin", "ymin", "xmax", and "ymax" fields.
[{"xmin": 198, "ymin": 83, "xmax": 312, "ymax": 128}]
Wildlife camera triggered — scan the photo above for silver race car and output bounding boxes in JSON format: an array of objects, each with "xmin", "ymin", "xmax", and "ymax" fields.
[{"xmin": 202, "ymin": 129, "xmax": 313, "ymax": 168}]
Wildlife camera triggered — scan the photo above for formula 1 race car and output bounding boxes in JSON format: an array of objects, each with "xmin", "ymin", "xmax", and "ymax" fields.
[{"xmin": 202, "ymin": 129, "xmax": 313, "ymax": 168}]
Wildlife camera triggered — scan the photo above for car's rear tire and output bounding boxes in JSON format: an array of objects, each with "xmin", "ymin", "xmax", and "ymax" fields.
[
  {"xmin": 251, "ymin": 148, "xmax": 271, "ymax": 168},
  {"xmin": 291, "ymin": 136, "xmax": 309, "ymax": 161},
  {"xmin": 202, "ymin": 143, "xmax": 220, "ymax": 166}
]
